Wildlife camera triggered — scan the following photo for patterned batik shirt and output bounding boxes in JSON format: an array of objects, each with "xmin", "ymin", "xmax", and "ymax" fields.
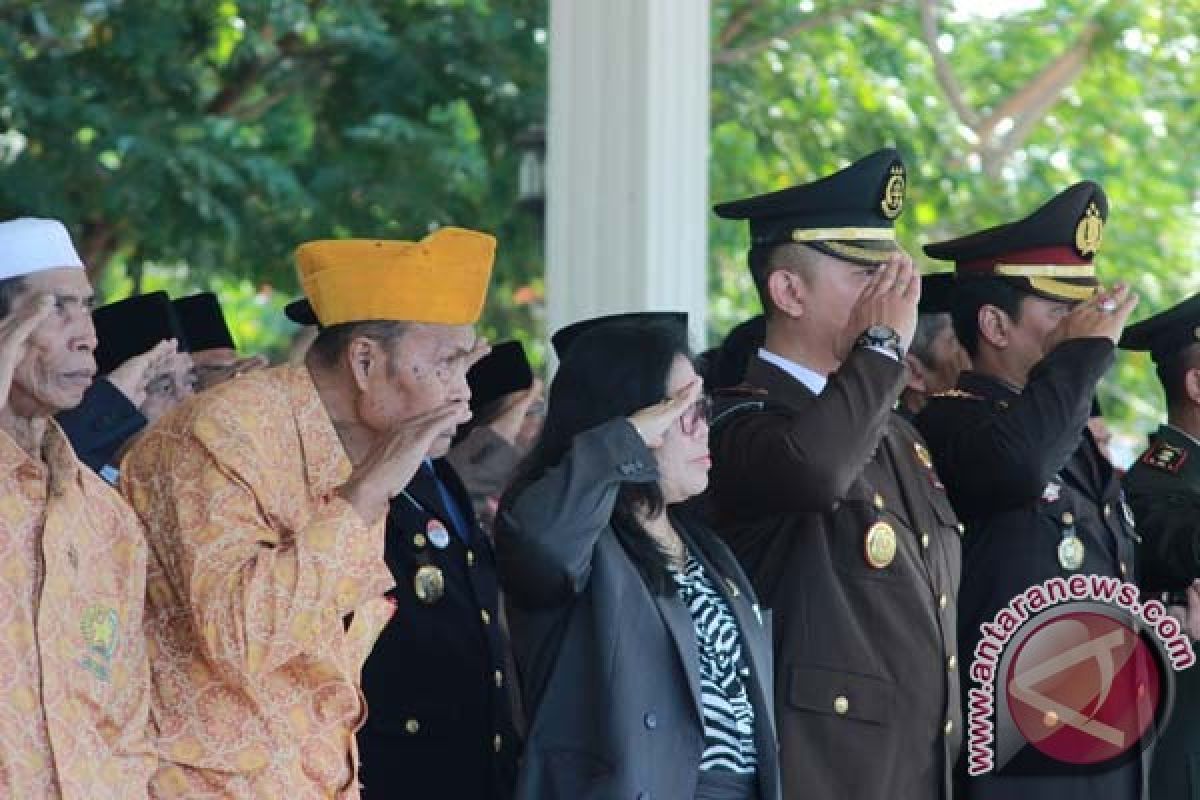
[
  {"xmin": 0, "ymin": 421, "xmax": 155, "ymax": 798},
  {"xmin": 120, "ymin": 365, "xmax": 397, "ymax": 799}
]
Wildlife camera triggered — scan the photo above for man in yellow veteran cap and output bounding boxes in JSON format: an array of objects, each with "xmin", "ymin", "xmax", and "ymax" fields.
[{"xmin": 120, "ymin": 226, "xmax": 495, "ymax": 799}]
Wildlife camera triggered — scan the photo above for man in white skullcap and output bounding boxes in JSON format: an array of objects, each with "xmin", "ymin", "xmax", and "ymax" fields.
[{"xmin": 0, "ymin": 218, "xmax": 154, "ymax": 798}]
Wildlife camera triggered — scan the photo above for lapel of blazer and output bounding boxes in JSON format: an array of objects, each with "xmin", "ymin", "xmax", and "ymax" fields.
[{"xmin": 652, "ymin": 588, "xmax": 704, "ymax": 724}]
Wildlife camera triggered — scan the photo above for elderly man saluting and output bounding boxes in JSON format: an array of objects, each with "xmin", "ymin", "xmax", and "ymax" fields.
[
  {"xmin": 0, "ymin": 218, "xmax": 155, "ymax": 798},
  {"xmin": 120, "ymin": 228, "xmax": 495, "ymax": 798}
]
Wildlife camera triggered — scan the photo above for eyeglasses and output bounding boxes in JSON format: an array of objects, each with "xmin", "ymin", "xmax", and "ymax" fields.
[{"xmin": 679, "ymin": 394, "xmax": 712, "ymax": 436}]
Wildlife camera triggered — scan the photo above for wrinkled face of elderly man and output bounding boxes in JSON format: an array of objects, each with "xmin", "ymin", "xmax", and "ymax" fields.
[{"xmin": 1, "ymin": 269, "xmax": 98, "ymax": 418}]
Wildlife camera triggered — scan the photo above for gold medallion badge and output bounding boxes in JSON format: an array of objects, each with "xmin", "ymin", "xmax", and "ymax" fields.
[
  {"xmin": 413, "ymin": 565, "xmax": 445, "ymax": 604},
  {"xmin": 1074, "ymin": 202, "xmax": 1104, "ymax": 256},
  {"xmin": 864, "ymin": 521, "xmax": 897, "ymax": 569},
  {"xmin": 880, "ymin": 165, "xmax": 906, "ymax": 220}
]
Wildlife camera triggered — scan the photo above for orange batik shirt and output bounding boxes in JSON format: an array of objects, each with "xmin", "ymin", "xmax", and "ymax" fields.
[
  {"xmin": 120, "ymin": 365, "xmax": 396, "ymax": 799},
  {"xmin": 0, "ymin": 421, "xmax": 155, "ymax": 798}
]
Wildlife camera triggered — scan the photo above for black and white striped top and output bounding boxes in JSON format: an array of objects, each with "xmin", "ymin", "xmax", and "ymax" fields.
[{"xmin": 672, "ymin": 554, "xmax": 758, "ymax": 774}]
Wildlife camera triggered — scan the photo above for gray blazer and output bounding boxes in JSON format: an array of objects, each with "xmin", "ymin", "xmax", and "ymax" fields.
[{"xmin": 497, "ymin": 418, "xmax": 781, "ymax": 800}]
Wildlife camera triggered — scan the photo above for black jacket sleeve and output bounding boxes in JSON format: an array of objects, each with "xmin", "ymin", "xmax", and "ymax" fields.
[{"xmin": 55, "ymin": 378, "xmax": 147, "ymax": 473}]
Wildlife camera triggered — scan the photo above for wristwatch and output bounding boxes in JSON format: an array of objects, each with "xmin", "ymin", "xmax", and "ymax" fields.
[{"xmin": 855, "ymin": 325, "xmax": 905, "ymax": 359}]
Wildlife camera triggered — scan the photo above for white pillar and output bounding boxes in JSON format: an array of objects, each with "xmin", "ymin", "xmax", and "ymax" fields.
[{"xmin": 545, "ymin": 0, "xmax": 711, "ymax": 355}]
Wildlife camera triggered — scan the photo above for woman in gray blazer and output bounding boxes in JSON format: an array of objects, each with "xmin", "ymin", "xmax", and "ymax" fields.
[{"xmin": 497, "ymin": 320, "xmax": 780, "ymax": 800}]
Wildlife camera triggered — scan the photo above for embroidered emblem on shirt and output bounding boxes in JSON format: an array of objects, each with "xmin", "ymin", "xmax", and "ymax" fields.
[
  {"xmin": 80, "ymin": 605, "xmax": 120, "ymax": 681},
  {"xmin": 1142, "ymin": 442, "xmax": 1188, "ymax": 474}
]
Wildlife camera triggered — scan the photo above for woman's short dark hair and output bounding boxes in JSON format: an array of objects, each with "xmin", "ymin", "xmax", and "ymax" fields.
[
  {"xmin": 949, "ymin": 277, "xmax": 1025, "ymax": 358},
  {"xmin": 504, "ymin": 320, "xmax": 691, "ymax": 594}
]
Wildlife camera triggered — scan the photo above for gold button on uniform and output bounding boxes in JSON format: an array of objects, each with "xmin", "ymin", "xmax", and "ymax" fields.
[
  {"xmin": 921, "ymin": 533, "xmax": 931, "ymax": 549},
  {"xmin": 1104, "ymin": 504, "xmax": 1112, "ymax": 518},
  {"xmin": 1120, "ymin": 561, "xmax": 1128, "ymax": 577},
  {"xmin": 833, "ymin": 695, "xmax": 850, "ymax": 715},
  {"xmin": 948, "ymin": 655, "xmax": 958, "ymax": 671},
  {"xmin": 466, "ymin": 551, "xmax": 476, "ymax": 567},
  {"xmin": 413, "ymin": 533, "xmax": 427, "ymax": 548},
  {"xmin": 939, "ymin": 593, "xmax": 949, "ymax": 610},
  {"xmin": 1062, "ymin": 512, "xmax": 1075, "ymax": 526},
  {"xmin": 873, "ymin": 493, "xmax": 885, "ymax": 511},
  {"xmin": 494, "ymin": 669, "xmax": 504, "ymax": 688},
  {"xmin": 493, "ymin": 734, "xmax": 503, "ymax": 752},
  {"xmin": 405, "ymin": 718, "xmax": 420, "ymax": 734},
  {"xmin": 944, "ymin": 719, "xmax": 955, "ymax": 735},
  {"xmin": 481, "ymin": 609, "xmax": 491, "ymax": 625}
]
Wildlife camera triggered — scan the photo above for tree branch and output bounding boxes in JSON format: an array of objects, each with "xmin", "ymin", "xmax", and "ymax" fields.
[
  {"xmin": 715, "ymin": 1, "xmax": 762, "ymax": 50},
  {"xmin": 917, "ymin": 0, "xmax": 980, "ymax": 129},
  {"xmin": 713, "ymin": 0, "xmax": 891, "ymax": 65}
]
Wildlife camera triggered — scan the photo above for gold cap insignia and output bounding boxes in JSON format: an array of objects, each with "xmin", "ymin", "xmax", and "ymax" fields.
[
  {"xmin": 1074, "ymin": 202, "xmax": 1104, "ymax": 256},
  {"xmin": 864, "ymin": 521, "xmax": 897, "ymax": 569},
  {"xmin": 880, "ymin": 164, "xmax": 905, "ymax": 220}
]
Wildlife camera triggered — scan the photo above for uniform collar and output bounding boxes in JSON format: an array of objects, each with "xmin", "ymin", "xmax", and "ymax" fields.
[
  {"xmin": 956, "ymin": 370, "xmax": 1022, "ymax": 401},
  {"xmin": 1161, "ymin": 423, "xmax": 1200, "ymax": 452},
  {"xmin": 756, "ymin": 347, "xmax": 827, "ymax": 395}
]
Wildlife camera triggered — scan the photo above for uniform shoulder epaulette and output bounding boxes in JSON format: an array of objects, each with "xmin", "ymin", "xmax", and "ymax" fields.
[
  {"xmin": 1140, "ymin": 441, "xmax": 1189, "ymax": 474},
  {"xmin": 931, "ymin": 389, "xmax": 982, "ymax": 401},
  {"xmin": 713, "ymin": 384, "xmax": 769, "ymax": 399}
]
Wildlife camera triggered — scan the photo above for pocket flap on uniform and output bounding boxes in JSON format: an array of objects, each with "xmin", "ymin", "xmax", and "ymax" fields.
[{"xmin": 786, "ymin": 665, "xmax": 893, "ymax": 726}]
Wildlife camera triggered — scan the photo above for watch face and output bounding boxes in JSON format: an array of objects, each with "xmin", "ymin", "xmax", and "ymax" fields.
[{"xmin": 867, "ymin": 325, "xmax": 898, "ymax": 341}]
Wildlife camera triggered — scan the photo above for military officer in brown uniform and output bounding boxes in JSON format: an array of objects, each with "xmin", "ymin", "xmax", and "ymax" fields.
[{"xmin": 706, "ymin": 149, "xmax": 963, "ymax": 800}]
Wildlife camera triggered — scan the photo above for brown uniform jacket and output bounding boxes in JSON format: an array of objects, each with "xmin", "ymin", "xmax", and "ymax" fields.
[{"xmin": 707, "ymin": 349, "xmax": 962, "ymax": 800}]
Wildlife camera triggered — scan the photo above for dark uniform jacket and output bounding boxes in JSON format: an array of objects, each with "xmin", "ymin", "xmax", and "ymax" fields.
[
  {"xmin": 915, "ymin": 338, "xmax": 1142, "ymax": 799},
  {"xmin": 1124, "ymin": 424, "xmax": 1200, "ymax": 800},
  {"xmin": 56, "ymin": 377, "xmax": 147, "ymax": 475},
  {"xmin": 707, "ymin": 349, "xmax": 962, "ymax": 800},
  {"xmin": 497, "ymin": 418, "xmax": 781, "ymax": 800},
  {"xmin": 357, "ymin": 457, "xmax": 519, "ymax": 799}
]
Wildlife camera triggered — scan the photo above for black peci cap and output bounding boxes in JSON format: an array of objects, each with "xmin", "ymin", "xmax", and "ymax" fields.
[
  {"xmin": 173, "ymin": 292, "xmax": 236, "ymax": 352},
  {"xmin": 551, "ymin": 311, "xmax": 688, "ymax": 359},
  {"xmin": 467, "ymin": 340, "xmax": 534, "ymax": 415},
  {"xmin": 93, "ymin": 291, "xmax": 188, "ymax": 375}
]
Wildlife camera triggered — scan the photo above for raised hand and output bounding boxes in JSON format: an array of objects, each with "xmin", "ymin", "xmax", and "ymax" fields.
[
  {"xmin": 627, "ymin": 378, "xmax": 702, "ymax": 448},
  {"xmin": 0, "ymin": 293, "xmax": 55, "ymax": 410},
  {"xmin": 107, "ymin": 339, "xmax": 179, "ymax": 407},
  {"xmin": 837, "ymin": 251, "xmax": 922, "ymax": 360},
  {"xmin": 339, "ymin": 401, "xmax": 473, "ymax": 523},
  {"xmin": 1046, "ymin": 283, "xmax": 1139, "ymax": 349}
]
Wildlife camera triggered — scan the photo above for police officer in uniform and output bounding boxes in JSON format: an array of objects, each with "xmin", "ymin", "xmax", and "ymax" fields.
[
  {"xmin": 284, "ymin": 296, "xmax": 520, "ymax": 799},
  {"xmin": 1121, "ymin": 293, "xmax": 1200, "ymax": 799},
  {"xmin": 706, "ymin": 149, "xmax": 963, "ymax": 800},
  {"xmin": 914, "ymin": 182, "xmax": 1143, "ymax": 799}
]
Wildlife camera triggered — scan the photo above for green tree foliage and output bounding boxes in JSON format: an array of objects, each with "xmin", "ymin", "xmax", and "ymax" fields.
[
  {"xmin": 0, "ymin": 0, "xmax": 547, "ymax": 357},
  {"xmin": 710, "ymin": 0, "xmax": 1200, "ymax": 439}
]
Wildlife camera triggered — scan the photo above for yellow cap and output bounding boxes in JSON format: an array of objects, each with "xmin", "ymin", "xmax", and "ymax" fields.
[{"xmin": 295, "ymin": 226, "xmax": 496, "ymax": 326}]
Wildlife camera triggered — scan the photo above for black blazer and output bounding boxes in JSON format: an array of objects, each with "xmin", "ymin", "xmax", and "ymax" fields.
[
  {"xmin": 497, "ymin": 418, "xmax": 781, "ymax": 800},
  {"xmin": 357, "ymin": 458, "xmax": 519, "ymax": 800}
]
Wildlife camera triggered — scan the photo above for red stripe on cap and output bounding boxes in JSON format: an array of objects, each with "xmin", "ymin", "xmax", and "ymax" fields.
[{"xmin": 959, "ymin": 245, "xmax": 1090, "ymax": 274}]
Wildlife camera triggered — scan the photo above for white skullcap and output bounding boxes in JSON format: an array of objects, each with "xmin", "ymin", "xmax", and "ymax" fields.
[{"xmin": 0, "ymin": 218, "xmax": 85, "ymax": 280}]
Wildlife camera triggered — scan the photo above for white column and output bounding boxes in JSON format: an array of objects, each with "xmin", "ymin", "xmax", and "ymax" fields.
[{"xmin": 545, "ymin": 0, "xmax": 711, "ymax": 355}]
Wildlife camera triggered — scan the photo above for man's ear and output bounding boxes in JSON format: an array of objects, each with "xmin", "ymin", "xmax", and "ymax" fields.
[
  {"xmin": 346, "ymin": 337, "xmax": 377, "ymax": 392},
  {"xmin": 1185, "ymin": 367, "xmax": 1200, "ymax": 408},
  {"xmin": 977, "ymin": 304, "xmax": 1011, "ymax": 350},
  {"xmin": 766, "ymin": 268, "xmax": 806, "ymax": 319},
  {"xmin": 903, "ymin": 352, "xmax": 929, "ymax": 393}
]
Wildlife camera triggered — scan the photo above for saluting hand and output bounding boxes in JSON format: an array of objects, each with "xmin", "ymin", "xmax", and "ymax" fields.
[
  {"xmin": 627, "ymin": 378, "xmax": 702, "ymax": 448},
  {"xmin": 1046, "ymin": 283, "xmax": 1139, "ymax": 350},
  {"xmin": 488, "ymin": 378, "xmax": 545, "ymax": 446},
  {"xmin": 837, "ymin": 251, "xmax": 921, "ymax": 361},
  {"xmin": 0, "ymin": 293, "xmax": 55, "ymax": 411},
  {"xmin": 340, "ymin": 400, "xmax": 473, "ymax": 524},
  {"xmin": 107, "ymin": 338, "xmax": 179, "ymax": 407}
]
